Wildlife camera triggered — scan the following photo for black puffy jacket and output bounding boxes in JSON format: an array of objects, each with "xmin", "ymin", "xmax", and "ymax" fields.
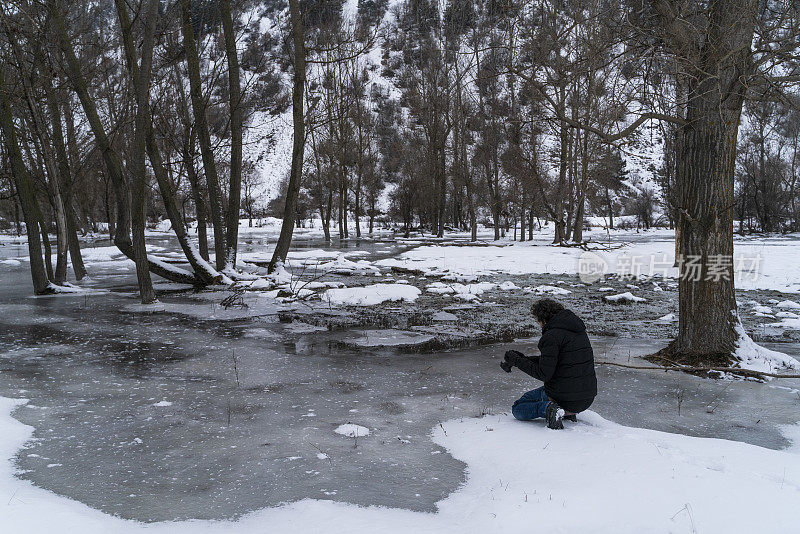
[{"xmin": 507, "ymin": 309, "xmax": 597, "ymax": 413}]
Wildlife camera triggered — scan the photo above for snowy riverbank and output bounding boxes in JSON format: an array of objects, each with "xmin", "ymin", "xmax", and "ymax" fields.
[{"xmin": 2, "ymin": 395, "xmax": 799, "ymax": 533}]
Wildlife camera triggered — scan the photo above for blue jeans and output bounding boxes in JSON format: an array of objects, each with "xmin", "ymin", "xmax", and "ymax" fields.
[{"xmin": 512, "ymin": 386, "xmax": 551, "ymax": 421}]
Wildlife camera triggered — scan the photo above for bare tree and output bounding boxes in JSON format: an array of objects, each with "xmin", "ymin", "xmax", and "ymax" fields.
[
  {"xmin": 180, "ymin": 0, "xmax": 227, "ymax": 270},
  {"xmin": 0, "ymin": 63, "xmax": 52, "ymax": 294},
  {"xmin": 269, "ymin": 0, "xmax": 306, "ymax": 272},
  {"xmin": 221, "ymin": 0, "xmax": 243, "ymax": 270}
]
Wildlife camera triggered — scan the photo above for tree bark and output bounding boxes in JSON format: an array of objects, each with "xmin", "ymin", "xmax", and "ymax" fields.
[
  {"xmin": 0, "ymin": 65, "xmax": 53, "ymax": 294},
  {"xmin": 180, "ymin": 0, "xmax": 227, "ymax": 270},
  {"xmin": 124, "ymin": 0, "xmax": 159, "ymax": 303},
  {"xmin": 269, "ymin": 0, "xmax": 305, "ymax": 271},
  {"xmin": 10, "ymin": 38, "xmax": 69, "ymax": 285},
  {"xmin": 659, "ymin": 0, "xmax": 756, "ymax": 363},
  {"xmin": 45, "ymin": 74, "xmax": 86, "ymax": 280},
  {"xmin": 172, "ymin": 65, "xmax": 210, "ymax": 262},
  {"xmin": 184, "ymin": 136, "xmax": 209, "ymax": 260},
  {"xmin": 220, "ymin": 0, "xmax": 242, "ymax": 270}
]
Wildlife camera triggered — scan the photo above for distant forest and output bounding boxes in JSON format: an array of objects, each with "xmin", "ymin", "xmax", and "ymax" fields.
[{"xmin": 2, "ymin": 1, "xmax": 800, "ymax": 251}]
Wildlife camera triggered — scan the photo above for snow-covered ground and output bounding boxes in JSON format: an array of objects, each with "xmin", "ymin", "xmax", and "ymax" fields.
[
  {"xmin": 2, "ymin": 395, "xmax": 799, "ymax": 533},
  {"xmin": 377, "ymin": 229, "xmax": 800, "ymax": 293}
]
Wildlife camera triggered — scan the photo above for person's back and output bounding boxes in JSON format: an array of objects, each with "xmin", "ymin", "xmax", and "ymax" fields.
[{"xmin": 502, "ymin": 299, "xmax": 597, "ymax": 429}]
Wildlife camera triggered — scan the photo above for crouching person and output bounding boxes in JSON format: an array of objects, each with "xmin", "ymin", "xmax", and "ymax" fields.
[{"xmin": 502, "ymin": 298, "xmax": 597, "ymax": 430}]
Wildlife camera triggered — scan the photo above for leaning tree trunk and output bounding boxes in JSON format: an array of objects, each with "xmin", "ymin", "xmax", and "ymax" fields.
[
  {"xmin": 115, "ymin": 0, "xmax": 221, "ymax": 286},
  {"xmin": 269, "ymin": 0, "xmax": 305, "ymax": 272},
  {"xmin": 180, "ymin": 0, "xmax": 226, "ymax": 270},
  {"xmin": 173, "ymin": 68, "xmax": 210, "ymax": 262},
  {"xmin": 184, "ymin": 137, "xmax": 209, "ymax": 261},
  {"xmin": 0, "ymin": 66, "xmax": 53, "ymax": 294},
  {"xmin": 13, "ymin": 44, "xmax": 69, "ymax": 284},
  {"xmin": 52, "ymin": 2, "xmax": 198, "ymax": 286}
]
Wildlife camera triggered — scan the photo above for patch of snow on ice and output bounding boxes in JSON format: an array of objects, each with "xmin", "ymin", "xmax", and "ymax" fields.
[
  {"xmin": 525, "ymin": 285, "xmax": 572, "ymax": 296},
  {"xmin": 317, "ymin": 254, "xmax": 380, "ymax": 275},
  {"xmin": 653, "ymin": 313, "xmax": 677, "ymax": 323},
  {"xmin": 323, "ymin": 283, "xmax": 421, "ymax": 306},
  {"xmin": 426, "ymin": 282, "xmax": 495, "ymax": 301},
  {"xmin": 334, "ymin": 424, "xmax": 370, "ymax": 438},
  {"xmin": 603, "ymin": 292, "xmax": 646, "ymax": 303},
  {"xmin": 767, "ymin": 317, "xmax": 800, "ymax": 330}
]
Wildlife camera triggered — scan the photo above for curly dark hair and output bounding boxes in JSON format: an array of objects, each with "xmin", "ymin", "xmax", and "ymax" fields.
[{"xmin": 530, "ymin": 298, "xmax": 565, "ymax": 324}]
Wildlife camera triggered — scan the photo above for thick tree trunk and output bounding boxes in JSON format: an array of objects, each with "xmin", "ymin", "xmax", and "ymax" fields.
[
  {"xmin": 668, "ymin": 116, "xmax": 740, "ymax": 362},
  {"xmin": 528, "ymin": 208, "xmax": 534, "ymax": 240},
  {"xmin": 572, "ymin": 197, "xmax": 585, "ymax": 243},
  {"xmin": 269, "ymin": 0, "xmax": 305, "ymax": 271},
  {"xmin": 221, "ymin": 0, "xmax": 242, "ymax": 270},
  {"xmin": 0, "ymin": 66, "xmax": 53, "ymax": 294},
  {"xmin": 553, "ymin": 219, "xmax": 566, "ymax": 245},
  {"xmin": 126, "ymin": 0, "xmax": 159, "ymax": 304},
  {"xmin": 572, "ymin": 134, "xmax": 589, "ymax": 243},
  {"xmin": 180, "ymin": 0, "xmax": 226, "ymax": 270},
  {"xmin": 659, "ymin": 0, "xmax": 755, "ymax": 363}
]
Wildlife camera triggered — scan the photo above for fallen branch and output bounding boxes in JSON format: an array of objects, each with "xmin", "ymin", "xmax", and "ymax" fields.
[
  {"xmin": 556, "ymin": 240, "xmax": 626, "ymax": 251},
  {"xmin": 595, "ymin": 359, "xmax": 800, "ymax": 379}
]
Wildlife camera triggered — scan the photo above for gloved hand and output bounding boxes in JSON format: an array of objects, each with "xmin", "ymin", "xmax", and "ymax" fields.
[
  {"xmin": 500, "ymin": 360, "xmax": 513, "ymax": 373},
  {"xmin": 504, "ymin": 350, "xmax": 524, "ymax": 363}
]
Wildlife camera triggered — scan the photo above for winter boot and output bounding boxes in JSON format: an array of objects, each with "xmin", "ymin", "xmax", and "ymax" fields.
[
  {"xmin": 564, "ymin": 414, "xmax": 577, "ymax": 423},
  {"xmin": 546, "ymin": 402, "xmax": 565, "ymax": 430}
]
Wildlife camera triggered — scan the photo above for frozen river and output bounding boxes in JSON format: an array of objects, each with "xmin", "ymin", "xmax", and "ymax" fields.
[{"xmin": 0, "ymin": 236, "xmax": 799, "ymax": 522}]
